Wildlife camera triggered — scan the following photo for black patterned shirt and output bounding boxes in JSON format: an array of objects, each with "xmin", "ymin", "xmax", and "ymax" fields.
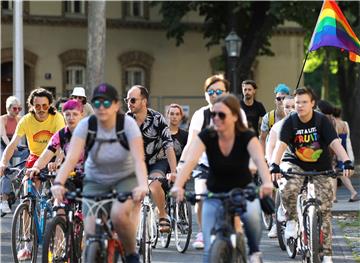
[{"xmin": 127, "ymin": 108, "xmax": 174, "ymax": 165}]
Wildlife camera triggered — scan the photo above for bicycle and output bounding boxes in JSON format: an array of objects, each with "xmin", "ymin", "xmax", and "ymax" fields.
[
  {"xmin": 11, "ymin": 172, "xmax": 54, "ymax": 263},
  {"xmin": 42, "ymin": 171, "xmax": 84, "ymax": 263},
  {"xmin": 253, "ymin": 172, "xmax": 273, "ymax": 230},
  {"xmin": 137, "ymin": 191, "xmax": 158, "ymax": 263},
  {"xmin": 1, "ymin": 160, "xmax": 27, "ymax": 217},
  {"xmin": 280, "ymin": 168, "xmax": 337, "ymax": 263},
  {"xmin": 65, "ymin": 189, "xmax": 133, "ymax": 263},
  {"xmin": 186, "ymin": 186, "xmax": 258, "ymax": 263},
  {"xmin": 157, "ymin": 179, "xmax": 192, "ymax": 253}
]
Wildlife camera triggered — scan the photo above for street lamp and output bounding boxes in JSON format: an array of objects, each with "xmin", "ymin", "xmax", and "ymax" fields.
[{"xmin": 225, "ymin": 30, "xmax": 242, "ymax": 96}]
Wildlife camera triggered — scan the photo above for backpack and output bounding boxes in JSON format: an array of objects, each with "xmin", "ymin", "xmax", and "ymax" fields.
[
  {"xmin": 201, "ymin": 108, "xmax": 212, "ymax": 130},
  {"xmin": 85, "ymin": 113, "xmax": 129, "ymax": 157},
  {"xmin": 268, "ymin": 110, "xmax": 276, "ymax": 130}
]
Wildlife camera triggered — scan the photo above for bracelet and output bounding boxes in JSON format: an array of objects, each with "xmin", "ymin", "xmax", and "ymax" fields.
[{"xmin": 53, "ymin": 181, "xmax": 64, "ymax": 186}]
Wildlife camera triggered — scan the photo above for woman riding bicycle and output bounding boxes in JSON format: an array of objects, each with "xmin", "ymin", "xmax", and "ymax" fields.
[
  {"xmin": 171, "ymin": 94, "xmax": 273, "ymax": 263},
  {"xmin": 51, "ymin": 83, "xmax": 148, "ymax": 263},
  {"xmin": 27, "ymin": 99, "xmax": 85, "ymax": 189}
]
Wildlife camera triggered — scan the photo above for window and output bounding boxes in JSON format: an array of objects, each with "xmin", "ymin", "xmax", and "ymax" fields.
[
  {"xmin": 125, "ymin": 67, "xmax": 145, "ymax": 91},
  {"xmin": 64, "ymin": 0, "xmax": 85, "ymax": 15},
  {"xmin": 123, "ymin": 1, "xmax": 148, "ymax": 19},
  {"xmin": 65, "ymin": 65, "xmax": 86, "ymax": 95},
  {"xmin": 2, "ymin": 1, "xmax": 13, "ymax": 12}
]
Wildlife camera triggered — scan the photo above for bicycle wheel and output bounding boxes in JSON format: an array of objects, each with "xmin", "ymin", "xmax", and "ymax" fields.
[
  {"xmin": 209, "ymin": 238, "xmax": 232, "ymax": 263},
  {"xmin": 85, "ymin": 241, "xmax": 103, "ymax": 263},
  {"xmin": 174, "ymin": 200, "xmax": 192, "ymax": 253},
  {"xmin": 42, "ymin": 216, "xmax": 68, "ymax": 263},
  {"xmin": 73, "ymin": 216, "xmax": 84, "ymax": 262},
  {"xmin": 139, "ymin": 206, "xmax": 151, "ymax": 263},
  {"xmin": 261, "ymin": 211, "xmax": 273, "ymax": 230},
  {"xmin": 159, "ymin": 200, "xmax": 171, "ymax": 248},
  {"xmin": 11, "ymin": 201, "xmax": 38, "ymax": 263},
  {"xmin": 148, "ymin": 204, "xmax": 159, "ymax": 249},
  {"xmin": 235, "ymin": 232, "xmax": 247, "ymax": 263},
  {"xmin": 285, "ymin": 237, "xmax": 297, "ymax": 258},
  {"xmin": 275, "ymin": 193, "xmax": 286, "ymax": 251},
  {"xmin": 306, "ymin": 206, "xmax": 321, "ymax": 263}
]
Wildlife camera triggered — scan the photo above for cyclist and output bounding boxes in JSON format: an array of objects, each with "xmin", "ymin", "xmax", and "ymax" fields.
[
  {"xmin": 51, "ymin": 83, "xmax": 148, "ymax": 263},
  {"xmin": 264, "ymin": 95, "xmax": 295, "ymax": 238},
  {"xmin": 0, "ymin": 96, "xmax": 29, "ymax": 213},
  {"xmin": 270, "ymin": 87, "xmax": 354, "ymax": 263},
  {"xmin": 166, "ymin": 103, "xmax": 188, "ymax": 163},
  {"xmin": 172, "ymin": 94, "xmax": 273, "ymax": 263},
  {"xmin": 178, "ymin": 75, "xmax": 248, "ymax": 249},
  {"xmin": 259, "ymin": 83, "xmax": 290, "ymax": 153},
  {"xmin": 26, "ymin": 99, "xmax": 84, "ymax": 185},
  {"xmin": 70, "ymin": 86, "xmax": 95, "ymax": 117},
  {"xmin": 126, "ymin": 85, "xmax": 177, "ymax": 233},
  {"xmin": 0, "ymin": 88, "xmax": 65, "ymax": 260}
]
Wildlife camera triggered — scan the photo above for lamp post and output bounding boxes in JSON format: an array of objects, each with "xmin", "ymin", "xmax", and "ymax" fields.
[{"xmin": 225, "ymin": 30, "xmax": 242, "ymax": 96}]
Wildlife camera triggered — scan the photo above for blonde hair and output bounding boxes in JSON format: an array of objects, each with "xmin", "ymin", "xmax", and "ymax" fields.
[{"xmin": 6, "ymin": 96, "xmax": 21, "ymax": 112}]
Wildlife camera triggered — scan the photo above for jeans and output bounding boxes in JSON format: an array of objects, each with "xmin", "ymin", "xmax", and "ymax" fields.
[{"xmin": 202, "ymin": 197, "xmax": 262, "ymax": 262}]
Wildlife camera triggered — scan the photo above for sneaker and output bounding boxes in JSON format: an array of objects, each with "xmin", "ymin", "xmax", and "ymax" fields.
[
  {"xmin": 322, "ymin": 256, "xmax": 333, "ymax": 263},
  {"xmin": 125, "ymin": 253, "xmax": 140, "ymax": 263},
  {"xmin": 192, "ymin": 232, "xmax": 204, "ymax": 249},
  {"xmin": 267, "ymin": 224, "xmax": 277, "ymax": 238},
  {"xmin": 249, "ymin": 251, "xmax": 263, "ymax": 263},
  {"xmin": 277, "ymin": 206, "xmax": 286, "ymax": 222},
  {"xmin": 0, "ymin": 201, "xmax": 11, "ymax": 213},
  {"xmin": 17, "ymin": 248, "xmax": 32, "ymax": 260},
  {"xmin": 284, "ymin": 220, "xmax": 297, "ymax": 239}
]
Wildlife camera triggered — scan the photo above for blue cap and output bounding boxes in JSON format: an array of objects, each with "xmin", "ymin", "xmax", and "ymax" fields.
[{"xmin": 274, "ymin": 84, "xmax": 290, "ymax": 95}]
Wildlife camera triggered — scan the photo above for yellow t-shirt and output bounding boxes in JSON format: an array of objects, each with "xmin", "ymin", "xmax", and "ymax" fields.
[{"xmin": 15, "ymin": 112, "xmax": 65, "ymax": 156}]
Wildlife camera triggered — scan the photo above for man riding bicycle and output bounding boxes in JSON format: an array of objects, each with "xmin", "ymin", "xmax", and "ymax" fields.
[
  {"xmin": 51, "ymin": 83, "xmax": 148, "ymax": 263},
  {"xmin": 0, "ymin": 88, "xmax": 65, "ymax": 260},
  {"xmin": 270, "ymin": 87, "xmax": 354, "ymax": 263}
]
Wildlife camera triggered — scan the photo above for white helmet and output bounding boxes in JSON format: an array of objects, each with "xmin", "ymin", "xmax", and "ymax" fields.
[{"xmin": 71, "ymin": 87, "xmax": 86, "ymax": 98}]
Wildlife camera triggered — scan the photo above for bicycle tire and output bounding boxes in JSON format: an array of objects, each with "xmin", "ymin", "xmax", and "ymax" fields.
[
  {"xmin": 209, "ymin": 238, "xmax": 232, "ymax": 263},
  {"xmin": 174, "ymin": 200, "xmax": 192, "ymax": 253},
  {"xmin": 285, "ymin": 237, "xmax": 297, "ymax": 258},
  {"xmin": 42, "ymin": 216, "xmax": 68, "ymax": 263},
  {"xmin": 73, "ymin": 216, "xmax": 84, "ymax": 262},
  {"xmin": 11, "ymin": 201, "xmax": 38, "ymax": 263},
  {"xmin": 275, "ymin": 193, "xmax": 286, "ymax": 251},
  {"xmin": 140, "ymin": 206, "xmax": 151, "ymax": 263},
  {"xmin": 85, "ymin": 241, "xmax": 103, "ymax": 263},
  {"xmin": 307, "ymin": 206, "xmax": 321, "ymax": 263},
  {"xmin": 235, "ymin": 232, "xmax": 247, "ymax": 263},
  {"xmin": 261, "ymin": 210, "xmax": 273, "ymax": 230},
  {"xmin": 159, "ymin": 200, "xmax": 171, "ymax": 248}
]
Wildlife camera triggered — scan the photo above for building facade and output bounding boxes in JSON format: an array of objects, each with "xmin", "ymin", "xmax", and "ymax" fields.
[{"xmin": 1, "ymin": 1, "xmax": 304, "ymax": 117}]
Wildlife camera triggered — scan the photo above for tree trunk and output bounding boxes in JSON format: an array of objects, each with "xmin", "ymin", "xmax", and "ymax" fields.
[{"xmin": 86, "ymin": 1, "xmax": 106, "ymax": 95}]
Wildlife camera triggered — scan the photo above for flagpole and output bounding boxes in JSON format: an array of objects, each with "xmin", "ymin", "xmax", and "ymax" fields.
[{"xmin": 296, "ymin": 51, "xmax": 310, "ymax": 90}]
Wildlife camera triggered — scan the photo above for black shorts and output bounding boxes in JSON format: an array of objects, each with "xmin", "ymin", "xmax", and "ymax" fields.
[{"xmin": 147, "ymin": 159, "xmax": 169, "ymax": 177}]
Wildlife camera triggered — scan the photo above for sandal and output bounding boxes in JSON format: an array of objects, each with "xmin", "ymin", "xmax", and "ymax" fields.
[
  {"xmin": 159, "ymin": 217, "xmax": 171, "ymax": 233},
  {"xmin": 349, "ymin": 194, "xmax": 360, "ymax": 202}
]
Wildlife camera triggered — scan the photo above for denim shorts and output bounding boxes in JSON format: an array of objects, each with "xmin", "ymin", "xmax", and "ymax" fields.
[{"xmin": 147, "ymin": 159, "xmax": 169, "ymax": 177}]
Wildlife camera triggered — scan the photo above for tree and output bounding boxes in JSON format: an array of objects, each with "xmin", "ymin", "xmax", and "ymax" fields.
[{"xmin": 86, "ymin": 1, "xmax": 106, "ymax": 94}]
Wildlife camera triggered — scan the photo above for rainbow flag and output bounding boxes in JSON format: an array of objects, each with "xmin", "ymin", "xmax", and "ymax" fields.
[{"xmin": 308, "ymin": 0, "xmax": 360, "ymax": 62}]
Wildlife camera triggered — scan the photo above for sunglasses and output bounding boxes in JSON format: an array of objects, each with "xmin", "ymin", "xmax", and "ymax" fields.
[
  {"xmin": 124, "ymin": 97, "xmax": 141, "ymax": 104},
  {"xmin": 207, "ymin": 89, "xmax": 225, "ymax": 96},
  {"xmin": 12, "ymin": 106, "xmax": 22, "ymax": 112},
  {"xmin": 276, "ymin": 97, "xmax": 285, "ymax": 101},
  {"xmin": 93, "ymin": 99, "xmax": 112, "ymax": 109},
  {"xmin": 34, "ymin": 104, "xmax": 49, "ymax": 111},
  {"xmin": 210, "ymin": 111, "xmax": 226, "ymax": 120}
]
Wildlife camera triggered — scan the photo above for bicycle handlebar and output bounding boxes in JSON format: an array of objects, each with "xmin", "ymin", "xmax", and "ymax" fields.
[{"xmin": 280, "ymin": 168, "xmax": 338, "ymax": 178}]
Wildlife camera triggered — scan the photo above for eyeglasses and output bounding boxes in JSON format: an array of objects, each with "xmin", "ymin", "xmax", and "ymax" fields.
[
  {"xmin": 210, "ymin": 111, "xmax": 226, "ymax": 120},
  {"xmin": 207, "ymin": 89, "xmax": 225, "ymax": 96},
  {"xmin": 34, "ymin": 104, "xmax": 49, "ymax": 111},
  {"xmin": 12, "ymin": 106, "xmax": 22, "ymax": 112},
  {"xmin": 124, "ymin": 97, "xmax": 141, "ymax": 104},
  {"xmin": 276, "ymin": 97, "xmax": 285, "ymax": 101},
  {"xmin": 93, "ymin": 99, "xmax": 112, "ymax": 109}
]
